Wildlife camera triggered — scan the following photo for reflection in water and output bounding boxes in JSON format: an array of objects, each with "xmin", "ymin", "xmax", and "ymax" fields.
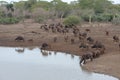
[
  {"xmin": 40, "ymin": 49, "xmax": 51, "ymax": 57},
  {"xmin": 54, "ymin": 51, "xmax": 57, "ymax": 55},
  {"xmin": 49, "ymin": 52, "xmax": 52, "ymax": 55},
  {"xmin": 27, "ymin": 47, "xmax": 36, "ymax": 50},
  {"xmin": 0, "ymin": 47, "xmax": 118, "ymax": 80},
  {"xmin": 41, "ymin": 51, "xmax": 49, "ymax": 57},
  {"xmin": 15, "ymin": 47, "xmax": 58, "ymax": 57},
  {"xmin": 15, "ymin": 47, "xmax": 25, "ymax": 53},
  {"xmin": 71, "ymin": 54, "xmax": 75, "ymax": 59}
]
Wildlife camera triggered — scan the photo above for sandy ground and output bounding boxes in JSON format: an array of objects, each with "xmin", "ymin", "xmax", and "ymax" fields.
[{"xmin": 0, "ymin": 19, "xmax": 120, "ymax": 79}]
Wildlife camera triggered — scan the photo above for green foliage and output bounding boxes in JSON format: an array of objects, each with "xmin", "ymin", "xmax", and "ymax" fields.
[
  {"xmin": 92, "ymin": 14, "xmax": 114, "ymax": 22},
  {"xmin": 94, "ymin": 0, "xmax": 112, "ymax": 14},
  {"xmin": 0, "ymin": 11, "xmax": 5, "ymax": 17},
  {"xmin": 0, "ymin": 17, "xmax": 19, "ymax": 24},
  {"xmin": 0, "ymin": 0, "xmax": 120, "ymax": 24},
  {"xmin": 7, "ymin": 13, "xmax": 13, "ymax": 17},
  {"xmin": 31, "ymin": 1, "xmax": 52, "ymax": 11},
  {"xmin": 63, "ymin": 16, "xmax": 80, "ymax": 26},
  {"xmin": 51, "ymin": 0, "xmax": 71, "ymax": 18},
  {"xmin": 81, "ymin": 15, "xmax": 89, "ymax": 22},
  {"xmin": 81, "ymin": 13, "xmax": 114, "ymax": 22},
  {"xmin": 34, "ymin": 16, "xmax": 45, "ymax": 23},
  {"xmin": 78, "ymin": 0, "xmax": 112, "ymax": 15},
  {"xmin": 5, "ymin": 3, "xmax": 14, "ymax": 12},
  {"xmin": 78, "ymin": 0, "xmax": 94, "ymax": 9}
]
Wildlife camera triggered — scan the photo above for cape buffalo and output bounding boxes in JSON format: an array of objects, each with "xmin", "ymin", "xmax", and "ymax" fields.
[
  {"xmin": 15, "ymin": 36, "xmax": 24, "ymax": 41},
  {"xmin": 41, "ymin": 43, "xmax": 51, "ymax": 50},
  {"xmin": 80, "ymin": 52, "xmax": 93, "ymax": 64},
  {"xmin": 113, "ymin": 35, "xmax": 119, "ymax": 42}
]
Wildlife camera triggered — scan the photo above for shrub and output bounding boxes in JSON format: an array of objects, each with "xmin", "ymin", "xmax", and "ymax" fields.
[
  {"xmin": 34, "ymin": 16, "xmax": 45, "ymax": 23},
  {"xmin": 92, "ymin": 15, "xmax": 105, "ymax": 22},
  {"xmin": 63, "ymin": 16, "xmax": 80, "ymax": 26},
  {"xmin": 81, "ymin": 13, "xmax": 114, "ymax": 22},
  {"xmin": 0, "ymin": 17, "xmax": 19, "ymax": 24},
  {"xmin": 92, "ymin": 14, "xmax": 114, "ymax": 22},
  {"xmin": 81, "ymin": 15, "xmax": 89, "ymax": 22}
]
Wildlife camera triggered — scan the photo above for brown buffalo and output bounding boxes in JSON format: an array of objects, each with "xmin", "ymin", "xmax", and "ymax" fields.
[
  {"xmin": 80, "ymin": 52, "xmax": 93, "ymax": 64},
  {"xmin": 53, "ymin": 37, "xmax": 57, "ymax": 42},
  {"xmin": 92, "ymin": 50, "xmax": 101, "ymax": 58},
  {"xmin": 15, "ymin": 36, "xmax": 24, "ymax": 42},
  {"xmin": 87, "ymin": 37, "xmax": 94, "ymax": 44},
  {"xmin": 85, "ymin": 29, "xmax": 91, "ymax": 32},
  {"xmin": 79, "ymin": 43, "xmax": 89, "ymax": 50},
  {"xmin": 71, "ymin": 38, "xmax": 75, "ymax": 44},
  {"xmin": 113, "ymin": 35, "xmax": 119, "ymax": 42},
  {"xmin": 91, "ymin": 41, "xmax": 105, "ymax": 49},
  {"xmin": 41, "ymin": 43, "xmax": 51, "ymax": 50},
  {"xmin": 64, "ymin": 36, "xmax": 69, "ymax": 42},
  {"xmin": 105, "ymin": 31, "xmax": 109, "ymax": 36}
]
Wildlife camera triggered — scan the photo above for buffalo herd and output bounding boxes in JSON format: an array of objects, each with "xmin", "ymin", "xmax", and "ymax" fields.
[{"xmin": 14, "ymin": 22, "xmax": 119, "ymax": 65}]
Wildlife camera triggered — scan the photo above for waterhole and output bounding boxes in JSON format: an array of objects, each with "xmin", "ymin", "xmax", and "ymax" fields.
[{"xmin": 0, "ymin": 47, "xmax": 119, "ymax": 80}]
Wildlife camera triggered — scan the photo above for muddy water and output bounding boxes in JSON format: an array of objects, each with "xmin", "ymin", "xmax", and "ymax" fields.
[{"xmin": 0, "ymin": 47, "xmax": 119, "ymax": 80}]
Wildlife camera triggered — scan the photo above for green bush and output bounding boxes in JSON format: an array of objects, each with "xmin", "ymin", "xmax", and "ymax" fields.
[
  {"xmin": 92, "ymin": 14, "xmax": 113, "ymax": 22},
  {"xmin": 0, "ymin": 17, "xmax": 19, "ymax": 24},
  {"xmin": 92, "ymin": 15, "xmax": 105, "ymax": 22},
  {"xmin": 81, "ymin": 13, "xmax": 114, "ymax": 22},
  {"xmin": 63, "ymin": 16, "xmax": 80, "ymax": 26},
  {"xmin": 34, "ymin": 16, "xmax": 45, "ymax": 23},
  {"xmin": 81, "ymin": 15, "xmax": 89, "ymax": 22}
]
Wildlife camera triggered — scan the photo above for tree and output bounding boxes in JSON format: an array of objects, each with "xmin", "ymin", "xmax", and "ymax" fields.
[
  {"xmin": 78, "ymin": 0, "xmax": 95, "ymax": 9},
  {"xmin": 70, "ymin": 1, "xmax": 81, "ymax": 16},
  {"xmin": 31, "ymin": 1, "xmax": 52, "ymax": 10},
  {"xmin": 51, "ymin": 0, "xmax": 70, "ymax": 22},
  {"xmin": 81, "ymin": 9, "xmax": 95, "ymax": 23},
  {"xmin": 78, "ymin": 0, "xmax": 112, "ymax": 14},
  {"xmin": 93, "ymin": 0, "xmax": 112, "ymax": 14}
]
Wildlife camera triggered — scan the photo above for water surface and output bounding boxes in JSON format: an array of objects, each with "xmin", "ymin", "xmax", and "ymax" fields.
[{"xmin": 0, "ymin": 47, "xmax": 119, "ymax": 80}]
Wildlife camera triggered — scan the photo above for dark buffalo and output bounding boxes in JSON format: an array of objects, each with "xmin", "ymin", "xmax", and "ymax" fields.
[
  {"xmin": 64, "ymin": 36, "xmax": 69, "ymax": 42},
  {"xmin": 92, "ymin": 45, "xmax": 105, "ymax": 58},
  {"xmin": 113, "ymin": 35, "xmax": 119, "ymax": 42},
  {"xmin": 28, "ymin": 39, "xmax": 33, "ymax": 42},
  {"xmin": 105, "ymin": 31, "xmax": 109, "ymax": 36},
  {"xmin": 91, "ymin": 41, "xmax": 105, "ymax": 49},
  {"xmin": 41, "ymin": 43, "xmax": 51, "ymax": 50},
  {"xmin": 79, "ymin": 43, "xmax": 89, "ymax": 49},
  {"xmin": 92, "ymin": 50, "xmax": 101, "ymax": 58},
  {"xmin": 80, "ymin": 52, "xmax": 93, "ymax": 64},
  {"xmin": 71, "ymin": 38, "xmax": 75, "ymax": 44},
  {"xmin": 87, "ymin": 37, "xmax": 94, "ymax": 44},
  {"xmin": 40, "ymin": 24, "xmax": 47, "ymax": 29},
  {"xmin": 85, "ymin": 29, "xmax": 91, "ymax": 32},
  {"xmin": 53, "ymin": 37, "xmax": 57, "ymax": 42},
  {"xmin": 49, "ymin": 23, "xmax": 54, "ymax": 29},
  {"xmin": 15, "ymin": 36, "xmax": 24, "ymax": 41},
  {"xmin": 80, "ymin": 32, "xmax": 87, "ymax": 38}
]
